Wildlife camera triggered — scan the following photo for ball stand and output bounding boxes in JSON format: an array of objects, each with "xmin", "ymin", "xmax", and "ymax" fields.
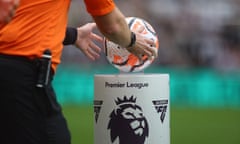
[{"xmin": 94, "ymin": 73, "xmax": 170, "ymax": 144}]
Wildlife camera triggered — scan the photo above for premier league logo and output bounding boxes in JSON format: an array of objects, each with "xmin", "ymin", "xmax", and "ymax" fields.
[
  {"xmin": 107, "ymin": 96, "xmax": 149, "ymax": 144},
  {"xmin": 94, "ymin": 74, "xmax": 170, "ymax": 144}
]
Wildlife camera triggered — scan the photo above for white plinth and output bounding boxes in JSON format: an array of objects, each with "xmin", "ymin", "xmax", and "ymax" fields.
[{"xmin": 94, "ymin": 74, "xmax": 170, "ymax": 144}]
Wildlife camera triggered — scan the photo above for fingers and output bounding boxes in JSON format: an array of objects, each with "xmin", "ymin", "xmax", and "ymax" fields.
[
  {"xmin": 145, "ymin": 37, "xmax": 156, "ymax": 47},
  {"xmin": 91, "ymin": 33, "xmax": 103, "ymax": 43},
  {"xmin": 84, "ymin": 50, "xmax": 96, "ymax": 61},
  {"xmin": 133, "ymin": 44, "xmax": 157, "ymax": 62},
  {"xmin": 90, "ymin": 41, "xmax": 101, "ymax": 53},
  {"xmin": 84, "ymin": 42, "xmax": 101, "ymax": 61},
  {"xmin": 138, "ymin": 42, "xmax": 157, "ymax": 60},
  {"xmin": 84, "ymin": 48, "xmax": 99, "ymax": 61},
  {"xmin": 145, "ymin": 42, "xmax": 158, "ymax": 58},
  {"xmin": 140, "ymin": 35, "xmax": 158, "ymax": 59},
  {"xmin": 75, "ymin": 23, "xmax": 104, "ymax": 61},
  {"xmin": 88, "ymin": 33, "xmax": 102, "ymax": 60}
]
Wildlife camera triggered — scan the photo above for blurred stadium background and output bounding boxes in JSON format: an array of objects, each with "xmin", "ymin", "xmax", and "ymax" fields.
[{"xmin": 53, "ymin": 0, "xmax": 240, "ymax": 144}]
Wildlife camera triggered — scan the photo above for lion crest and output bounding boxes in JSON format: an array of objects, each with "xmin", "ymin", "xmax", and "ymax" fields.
[{"xmin": 107, "ymin": 96, "xmax": 149, "ymax": 144}]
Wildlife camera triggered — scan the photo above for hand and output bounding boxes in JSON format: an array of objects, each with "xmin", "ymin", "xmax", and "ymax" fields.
[
  {"xmin": 0, "ymin": 0, "xmax": 19, "ymax": 27},
  {"xmin": 75, "ymin": 23, "xmax": 103, "ymax": 61},
  {"xmin": 126, "ymin": 25, "xmax": 158, "ymax": 61}
]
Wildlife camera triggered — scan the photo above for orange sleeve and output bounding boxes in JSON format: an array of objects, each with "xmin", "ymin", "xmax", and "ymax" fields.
[{"xmin": 84, "ymin": 0, "xmax": 115, "ymax": 16}]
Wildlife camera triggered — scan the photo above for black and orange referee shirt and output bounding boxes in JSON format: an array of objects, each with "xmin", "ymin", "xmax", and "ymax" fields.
[{"xmin": 0, "ymin": 0, "xmax": 115, "ymax": 72}]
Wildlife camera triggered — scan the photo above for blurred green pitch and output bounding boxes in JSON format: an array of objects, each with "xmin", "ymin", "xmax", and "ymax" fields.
[{"xmin": 62, "ymin": 105, "xmax": 240, "ymax": 144}]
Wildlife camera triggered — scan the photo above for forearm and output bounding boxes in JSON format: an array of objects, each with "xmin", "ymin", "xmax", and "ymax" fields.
[{"xmin": 92, "ymin": 7, "xmax": 132, "ymax": 48}]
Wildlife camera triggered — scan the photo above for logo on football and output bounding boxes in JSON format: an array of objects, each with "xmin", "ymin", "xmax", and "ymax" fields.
[{"xmin": 104, "ymin": 17, "xmax": 159, "ymax": 72}]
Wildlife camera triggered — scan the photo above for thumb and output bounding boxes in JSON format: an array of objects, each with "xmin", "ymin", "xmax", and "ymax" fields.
[{"xmin": 88, "ymin": 22, "xmax": 96, "ymax": 29}]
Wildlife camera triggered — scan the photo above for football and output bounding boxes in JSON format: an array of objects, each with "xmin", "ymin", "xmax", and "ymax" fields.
[{"xmin": 104, "ymin": 17, "xmax": 159, "ymax": 73}]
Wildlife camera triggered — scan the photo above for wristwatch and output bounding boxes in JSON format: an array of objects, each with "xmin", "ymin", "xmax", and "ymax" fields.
[{"xmin": 127, "ymin": 31, "xmax": 136, "ymax": 48}]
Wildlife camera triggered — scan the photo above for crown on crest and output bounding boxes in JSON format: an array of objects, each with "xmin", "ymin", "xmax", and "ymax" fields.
[{"xmin": 115, "ymin": 95, "xmax": 136, "ymax": 105}]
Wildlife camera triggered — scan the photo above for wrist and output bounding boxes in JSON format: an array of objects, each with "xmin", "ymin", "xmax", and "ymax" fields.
[
  {"xmin": 63, "ymin": 27, "xmax": 78, "ymax": 45},
  {"xmin": 126, "ymin": 31, "xmax": 136, "ymax": 48}
]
